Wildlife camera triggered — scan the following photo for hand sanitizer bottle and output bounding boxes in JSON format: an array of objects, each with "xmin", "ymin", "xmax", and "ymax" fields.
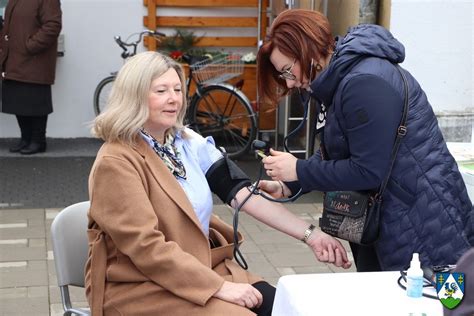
[{"xmin": 406, "ymin": 253, "xmax": 423, "ymax": 298}]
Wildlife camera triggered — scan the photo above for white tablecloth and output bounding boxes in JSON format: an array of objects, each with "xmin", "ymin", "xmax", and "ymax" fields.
[{"xmin": 272, "ymin": 271, "xmax": 443, "ymax": 316}]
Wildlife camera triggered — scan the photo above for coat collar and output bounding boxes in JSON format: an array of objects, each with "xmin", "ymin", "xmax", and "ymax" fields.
[{"xmin": 134, "ymin": 138, "xmax": 205, "ymax": 233}]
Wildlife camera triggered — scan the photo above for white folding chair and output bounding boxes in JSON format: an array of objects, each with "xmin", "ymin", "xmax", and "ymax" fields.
[{"xmin": 51, "ymin": 201, "xmax": 91, "ymax": 316}]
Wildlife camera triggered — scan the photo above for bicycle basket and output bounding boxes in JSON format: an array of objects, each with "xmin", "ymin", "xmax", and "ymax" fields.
[{"xmin": 190, "ymin": 54, "xmax": 244, "ymax": 85}]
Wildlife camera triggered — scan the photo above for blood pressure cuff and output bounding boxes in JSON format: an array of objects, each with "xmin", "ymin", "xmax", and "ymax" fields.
[{"xmin": 206, "ymin": 157, "xmax": 251, "ymax": 205}]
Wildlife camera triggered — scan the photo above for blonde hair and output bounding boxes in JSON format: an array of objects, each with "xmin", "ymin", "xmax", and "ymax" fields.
[{"xmin": 92, "ymin": 51, "xmax": 187, "ymax": 145}]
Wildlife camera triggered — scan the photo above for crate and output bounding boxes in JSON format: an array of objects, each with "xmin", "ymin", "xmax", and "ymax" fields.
[{"xmin": 190, "ymin": 54, "xmax": 244, "ymax": 85}]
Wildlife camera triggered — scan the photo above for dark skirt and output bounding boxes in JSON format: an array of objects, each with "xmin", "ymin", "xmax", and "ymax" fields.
[{"xmin": 1, "ymin": 79, "xmax": 53, "ymax": 116}]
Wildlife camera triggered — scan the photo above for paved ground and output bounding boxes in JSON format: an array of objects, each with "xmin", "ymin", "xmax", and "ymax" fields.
[{"xmin": 0, "ymin": 138, "xmax": 355, "ymax": 315}]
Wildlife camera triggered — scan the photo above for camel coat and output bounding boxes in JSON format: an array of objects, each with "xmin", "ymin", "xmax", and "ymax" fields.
[{"xmin": 85, "ymin": 138, "xmax": 261, "ymax": 316}]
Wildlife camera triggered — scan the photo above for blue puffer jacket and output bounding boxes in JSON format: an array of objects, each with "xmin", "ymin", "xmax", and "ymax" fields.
[{"xmin": 295, "ymin": 24, "xmax": 474, "ymax": 270}]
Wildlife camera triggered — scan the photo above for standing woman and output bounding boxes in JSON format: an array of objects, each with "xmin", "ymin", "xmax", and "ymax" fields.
[
  {"xmin": 257, "ymin": 9, "xmax": 473, "ymax": 271},
  {"xmin": 0, "ymin": 0, "xmax": 62, "ymax": 154}
]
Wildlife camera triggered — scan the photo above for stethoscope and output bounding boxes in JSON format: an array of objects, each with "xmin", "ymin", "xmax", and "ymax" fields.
[
  {"xmin": 232, "ymin": 89, "xmax": 313, "ymax": 269},
  {"xmin": 249, "ymin": 88, "xmax": 313, "ymax": 203}
]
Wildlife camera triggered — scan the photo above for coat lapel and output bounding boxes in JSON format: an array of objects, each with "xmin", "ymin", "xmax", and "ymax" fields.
[{"xmin": 134, "ymin": 138, "xmax": 204, "ymax": 231}]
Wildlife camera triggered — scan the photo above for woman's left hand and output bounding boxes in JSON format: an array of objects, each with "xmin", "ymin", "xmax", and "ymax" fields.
[
  {"xmin": 262, "ymin": 148, "xmax": 298, "ymax": 182},
  {"xmin": 306, "ymin": 230, "xmax": 352, "ymax": 269}
]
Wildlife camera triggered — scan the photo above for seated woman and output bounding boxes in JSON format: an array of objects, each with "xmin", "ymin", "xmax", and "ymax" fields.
[{"xmin": 85, "ymin": 51, "xmax": 351, "ymax": 316}]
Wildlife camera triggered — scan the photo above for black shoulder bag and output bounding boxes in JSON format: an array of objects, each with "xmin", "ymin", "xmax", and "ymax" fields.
[{"xmin": 319, "ymin": 66, "xmax": 409, "ymax": 246}]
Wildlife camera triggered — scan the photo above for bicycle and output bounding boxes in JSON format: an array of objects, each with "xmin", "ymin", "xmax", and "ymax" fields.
[
  {"xmin": 93, "ymin": 30, "xmax": 257, "ymax": 160},
  {"xmin": 93, "ymin": 30, "xmax": 165, "ymax": 116}
]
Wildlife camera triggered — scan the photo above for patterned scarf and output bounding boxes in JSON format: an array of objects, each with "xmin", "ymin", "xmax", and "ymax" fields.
[{"xmin": 140, "ymin": 129, "xmax": 187, "ymax": 180}]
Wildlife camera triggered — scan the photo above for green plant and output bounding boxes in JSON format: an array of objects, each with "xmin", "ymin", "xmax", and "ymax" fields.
[{"xmin": 159, "ymin": 29, "xmax": 202, "ymax": 56}]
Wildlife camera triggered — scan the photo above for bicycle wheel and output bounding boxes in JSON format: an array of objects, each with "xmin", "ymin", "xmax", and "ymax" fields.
[
  {"xmin": 188, "ymin": 84, "xmax": 257, "ymax": 160},
  {"xmin": 93, "ymin": 75, "xmax": 115, "ymax": 116}
]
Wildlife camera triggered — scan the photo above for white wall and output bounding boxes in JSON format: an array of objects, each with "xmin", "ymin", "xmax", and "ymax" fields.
[
  {"xmin": 389, "ymin": 0, "xmax": 473, "ymax": 113},
  {"xmin": 0, "ymin": 0, "xmax": 145, "ymax": 137},
  {"xmin": 0, "ymin": 0, "xmax": 472, "ymax": 137}
]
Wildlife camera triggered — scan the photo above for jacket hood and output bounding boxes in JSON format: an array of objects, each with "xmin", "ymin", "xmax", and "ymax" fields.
[{"xmin": 310, "ymin": 24, "xmax": 405, "ymax": 105}]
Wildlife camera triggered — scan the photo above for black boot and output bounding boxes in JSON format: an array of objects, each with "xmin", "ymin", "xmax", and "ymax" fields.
[
  {"xmin": 20, "ymin": 142, "xmax": 46, "ymax": 155},
  {"xmin": 9, "ymin": 139, "xmax": 30, "ymax": 152},
  {"xmin": 9, "ymin": 115, "xmax": 32, "ymax": 152},
  {"xmin": 20, "ymin": 115, "xmax": 47, "ymax": 155}
]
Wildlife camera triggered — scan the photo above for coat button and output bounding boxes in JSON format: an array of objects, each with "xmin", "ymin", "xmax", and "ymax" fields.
[
  {"xmin": 1, "ymin": 72, "xmax": 5, "ymax": 78},
  {"xmin": 4, "ymin": 35, "xmax": 8, "ymax": 41}
]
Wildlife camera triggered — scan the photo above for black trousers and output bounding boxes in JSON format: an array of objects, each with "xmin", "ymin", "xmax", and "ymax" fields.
[
  {"xmin": 251, "ymin": 281, "xmax": 276, "ymax": 316},
  {"xmin": 349, "ymin": 242, "xmax": 382, "ymax": 272},
  {"xmin": 16, "ymin": 115, "xmax": 48, "ymax": 143}
]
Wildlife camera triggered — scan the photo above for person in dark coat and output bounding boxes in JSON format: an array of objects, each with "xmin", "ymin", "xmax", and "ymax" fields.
[
  {"xmin": 256, "ymin": 9, "xmax": 474, "ymax": 271},
  {"xmin": 0, "ymin": 0, "xmax": 62, "ymax": 154}
]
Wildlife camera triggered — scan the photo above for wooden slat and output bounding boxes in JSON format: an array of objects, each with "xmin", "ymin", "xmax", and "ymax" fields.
[
  {"xmin": 144, "ymin": 16, "xmax": 258, "ymax": 28},
  {"xmin": 260, "ymin": 0, "xmax": 269, "ymax": 40},
  {"xmin": 194, "ymin": 36, "xmax": 257, "ymax": 47},
  {"xmin": 145, "ymin": 36, "xmax": 257, "ymax": 48},
  {"xmin": 154, "ymin": 0, "xmax": 258, "ymax": 7},
  {"xmin": 145, "ymin": 0, "xmax": 157, "ymax": 51}
]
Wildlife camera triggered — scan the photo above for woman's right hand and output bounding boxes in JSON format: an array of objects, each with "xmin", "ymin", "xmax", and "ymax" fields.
[
  {"xmin": 213, "ymin": 281, "xmax": 263, "ymax": 309},
  {"xmin": 258, "ymin": 180, "xmax": 286, "ymax": 198}
]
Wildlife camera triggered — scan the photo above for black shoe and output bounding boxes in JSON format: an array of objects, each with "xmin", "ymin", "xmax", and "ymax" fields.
[
  {"xmin": 20, "ymin": 142, "xmax": 46, "ymax": 155},
  {"xmin": 9, "ymin": 139, "xmax": 30, "ymax": 153}
]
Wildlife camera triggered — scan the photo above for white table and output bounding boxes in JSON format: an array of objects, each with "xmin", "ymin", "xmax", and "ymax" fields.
[{"xmin": 272, "ymin": 272, "xmax": 443, "ymax": 316}]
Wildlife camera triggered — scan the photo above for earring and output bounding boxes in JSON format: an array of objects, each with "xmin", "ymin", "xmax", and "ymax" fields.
[{"xmin": 315, "ymin": 63, "xmax": 323, "ymax": 72}]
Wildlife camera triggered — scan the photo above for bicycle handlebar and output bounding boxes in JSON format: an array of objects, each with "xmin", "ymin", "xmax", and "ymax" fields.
[{"xmin": 114, "ymin": 30, "xmax": 165, "ymax": 59}]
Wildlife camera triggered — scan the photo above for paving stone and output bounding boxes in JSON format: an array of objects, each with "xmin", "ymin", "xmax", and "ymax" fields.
[
  {"xmin": 0, "ymin": 287, "xmax": 27, "ymax": 299},
  {"xmin": 0, "ymin": 296, "xmax": 49, "ymax": 315},
  {"xmin": 29, "ymin": 238, "xmax": 46, "ymax": 247},
  {"xmin": 293, "ymin": 265, "xmax": 334, "ymax": 274},
  {"xmin": 265, "ymin": 251, "xmax": 318, "ymax": 267},
  {"xmin": 48, "ymin": 284, "xmax": 87, "ymax": 305},
  {"xmin": 0, "ymin": 239, "xmax": 27, "ymax": 246},
  {"xmin": 239, "ymin": 239, "xmax": 261, "ymax": 254},
  {"xmin": 276, "ymin": 267, "xmax": 296, "ymax": 276},
  {"xmin": 246, "ymin": 230, "xmax": 295, "ymax": 244},
  {"xmin": 45, "ymin": 209, "xmax": 60, "ymax": 220},
  {"xmin": 0, "ymin": 222, "xmax": 26, "ymax": 228},
  {"xmin": 28, "ymin": 260, "xmax": 47, "ymax": 270},
  {"xmin": 0, "ymin": 261, "xmax": 48, "ymax": 288},
  {"xmin": 0, "ymin": 226, "xmax": 45, "ymax": 239},
  {"xmin": 248, "ymin": 264, "xmax": 280, "ymax": 279},
  {"xmin": 257, "ymin": 242, "xmax": 308, "ymax": 254},
  {"xmin": 0, "ymin": 261, "xmax": 27, "ymax": 268},
  {"xmin": 0, "ymin": 209, "xmax": 44, "ymax": 221},
  {"xmin": 329, "ymin": 262, "xmax": 358, "ymax": 273},
  {"xmin": 28, "ymin": 218, "xmax": 45, "ymax": 227},
  {"xmin": 264, "ymin": 277, "xmax": 280, "ymax": 287},
  {"xmin": 28, "ymin": 286, "xmax": 49, "ymax": 298},
  {"xmin": 282, "ymin": 203, "xmax": 321, "ymax": 214},
  {"xmin": 50, "ymin": 302, "xmax": 90, "ymax": 316},
  {"xmin": 48, "ymin": 285, "xmax": 61, "ymax": 304},
  {"xmin": 1, "ymin": 246, "xmax": 46, "ymax": 261},
  {"xmin": 50, "ymin": 303, "xmax": 64, "ymax": 316},
  {"xmin": 48, "ymin": 260, "xmax": 58, "ymax": 286},
  {"xmin": 238, "ymin": 222, "xmax": 262, "ymax": 233}
]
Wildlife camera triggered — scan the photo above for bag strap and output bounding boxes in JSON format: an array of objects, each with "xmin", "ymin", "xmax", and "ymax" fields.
[
  {"xmin": 374, "ymin": 65, "xmax": 410, "ymax": 200},
  {"xmin": 319, "ymin": 65, "xmax": 410, "ymax": 198}
]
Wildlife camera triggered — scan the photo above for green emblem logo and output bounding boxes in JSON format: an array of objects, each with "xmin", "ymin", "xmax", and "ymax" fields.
[{"xmin": 436, "ymin": 272, "xmax": 465, "ymax": 309}]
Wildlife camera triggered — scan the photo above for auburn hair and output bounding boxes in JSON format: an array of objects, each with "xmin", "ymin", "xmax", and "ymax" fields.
[{"xmin": 257, "ymin": 9, "xmax": 334, "ymax": 105}]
